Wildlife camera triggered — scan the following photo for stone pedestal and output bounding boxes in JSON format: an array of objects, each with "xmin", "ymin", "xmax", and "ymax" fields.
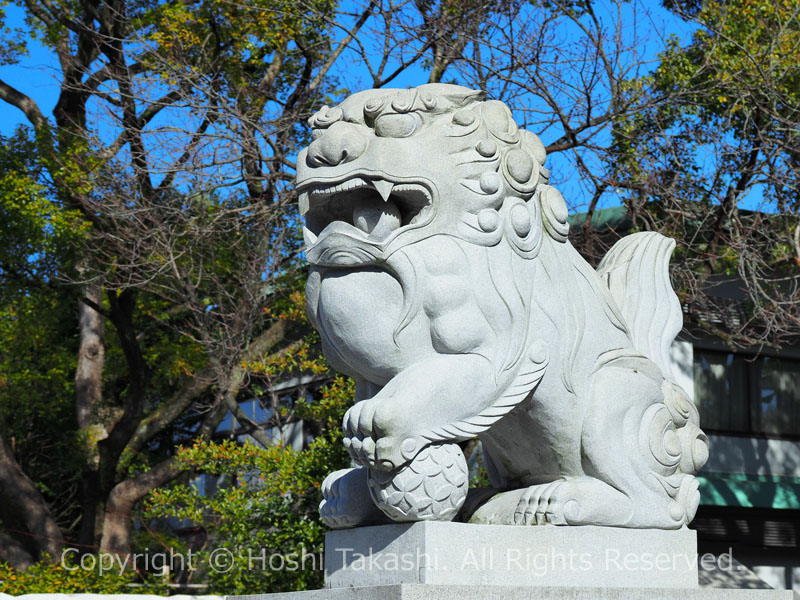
[
  {"xmin": 232, "ymin": 585, "xmax": 795, "ymax": 599},
  {"xmin": 324, "ymin": 522, "xmax": 697, "ymax": 589},
  {"xmin": 228, "ymin": 523, "xmax": 796, "ymax": 600}
]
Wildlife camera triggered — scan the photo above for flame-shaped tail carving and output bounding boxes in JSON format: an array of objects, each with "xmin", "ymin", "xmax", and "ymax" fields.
[{"xmin": 597, "ymin": 232, "xmax": 683, "ymax": 380}]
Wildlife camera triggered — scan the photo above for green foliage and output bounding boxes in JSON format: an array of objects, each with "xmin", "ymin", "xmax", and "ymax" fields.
[
  {"xmin": 0, "ymin": 4, "xmax": 28, "ymax": 66},
  {"xmin": 247, "ymin": 287, "xmax": 328, "ymax": 380},
  {"xmin": 144, "ymin": 0, "xmax": 337, "ymax": 112},
  {"xmin": 0, "ymin": 290, "xmax": 83, "ymax": 502},
  {"xmin": 607, "ymin": 0, "xmax": 800, "ymax": 346},
  {"xmin": 614, "ymin": 0, "xmax": 800, "ymax": 210},
  {"xmin": 145, "ymin": 376, "xmax": 352, "ymax": 594},
  {"xmin": 655, "ymin": 0, "xmax": 799, "ymax": 128},
  {"xmin": 647, "ymin": 0, "xmax": 800, "ymax": 207},
  {"xmin": 0, "ymin": 128, "xmax": 88, "ymax": 296},
  {"xmin": 0, "ymin": 128, "xmax": 87, "ymax": 524},
  {"xmin": 468, "ymin": 443, "xmax": 490, "ymax": 488},
  {"xmin": 0, "ymin": 556, "xmax": 168, "ymax": 594}
]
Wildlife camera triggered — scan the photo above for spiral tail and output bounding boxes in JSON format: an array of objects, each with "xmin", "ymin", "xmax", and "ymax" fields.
[{"xmin": 642, "ymin": 379, "xmax": 709, "ymax": 526}]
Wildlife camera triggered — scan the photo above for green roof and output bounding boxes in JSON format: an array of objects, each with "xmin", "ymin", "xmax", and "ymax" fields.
[{"xmin": 567, "ymin": 205, "xmax": 631, "ymax": 230}]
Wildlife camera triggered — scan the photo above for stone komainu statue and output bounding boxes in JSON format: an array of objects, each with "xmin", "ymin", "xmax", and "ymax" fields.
[{"xmin": 295, "ymin": 84, "xmax": 708, "ymax": 530}]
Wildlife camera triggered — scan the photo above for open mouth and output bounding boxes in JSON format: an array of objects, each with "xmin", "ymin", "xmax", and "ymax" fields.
[{"xmin": 300, "ymin": 176, "xmax": 433, "ymax": 245}]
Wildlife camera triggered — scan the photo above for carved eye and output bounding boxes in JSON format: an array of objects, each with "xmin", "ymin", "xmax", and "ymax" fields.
[{"xmin": 374, "ymin": 113, "xmax": 421, "ymax": 138}]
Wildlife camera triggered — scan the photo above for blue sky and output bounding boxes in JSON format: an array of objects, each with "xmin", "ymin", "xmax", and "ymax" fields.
[
  {"xmin": 1, "ymin": 1, "xmax": 705, "ymax": 214},
  {"xmin": 1, "ymin": 1, "xmax": 696, "ymax": 132},
  {"xmin": 2, "ymin": 3, "xmax": 61, "ymax": 134}
]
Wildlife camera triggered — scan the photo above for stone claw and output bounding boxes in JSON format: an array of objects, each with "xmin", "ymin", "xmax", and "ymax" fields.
[
  {"xmin": 510, "ymin": 478, "xmax": 634, "ymax": 527},
  {"xmin": 319, "ymin": 467, "xmax": 389, "ymax": 529},
  {"xmin": 513, "ymin": 481, "xmax": 566, "ymax": 526},
  {"xmin": 342, "ymin": 398, "xmax": 425, "ymax": 470}
]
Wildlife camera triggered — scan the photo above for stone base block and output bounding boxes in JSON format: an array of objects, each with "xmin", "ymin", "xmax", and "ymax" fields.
[
  {"xmin": 229, "ymin": 584, "xmax": 796, "ymax": 599},
  {"xmin": 324, "ymin": 522, "xmax": 698, "ymax": 589}
]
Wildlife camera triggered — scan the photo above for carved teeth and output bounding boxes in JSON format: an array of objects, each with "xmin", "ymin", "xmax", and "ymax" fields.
[
  {"xmin": 309, "ymin": 176, "xmax": 370, "ymax": 199},
  {"xmin": 371, "ymin": 180, "xmax": 394, "ymax": 202},
  {"xmin": 393, "ymin": 183, "xmax": 432, "ymax": 203},
  {"xmin": 302, "ymin": 177, "xmax": 433, "ymax": 241},
  {"xmin": 306, "ymin": 178, "xmax": 431, "ymax": 205}
]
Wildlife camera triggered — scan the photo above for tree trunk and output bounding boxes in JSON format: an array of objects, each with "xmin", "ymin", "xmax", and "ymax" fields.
[
  {"xmin": 75, "ymin": 285, "xmax": 108, "ymax": 549},
  {"xmin": 0, "ymin": 531, "xmax": 35, "ymax": 570},
  {"xmin": 99, "ymin": 401, "xmax": 228, "ymax": 557},
  {"xmin": 99, "ymin": 459, "xmax": 180, "ymax": 556},
  {"xmin": 0, "ymin": 430, "xmax": 64, "ymax": 562}
]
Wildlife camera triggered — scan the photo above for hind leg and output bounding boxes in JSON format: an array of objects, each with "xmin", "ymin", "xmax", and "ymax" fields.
[
  {"xmin": 470, "ymin": 477, "xmax": 633, "ymax": 526},
  {"xmin": 514, "ymin": 477, "xmax": 633, "ymax": 526},
  {"xmin": 564, "ymin": 356, "xmax": 703, "ymax": 528},
  {"xmin": 472, "ymin": 355, "xmax": 706, "ymax": 528}
]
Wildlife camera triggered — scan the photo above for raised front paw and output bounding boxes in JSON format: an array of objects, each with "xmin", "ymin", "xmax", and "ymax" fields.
[{"xmin": 342, "ymin": 398, "xmax": 427, "ymax": 471}]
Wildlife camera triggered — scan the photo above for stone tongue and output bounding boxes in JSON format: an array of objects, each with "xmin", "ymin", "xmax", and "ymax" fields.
[
  {"xmin": 372, "ymin": 179, "xmax": 394, "ymax": 202},
  {"xmin": 353, "ymin": 198, "xmax": 401, "ymax": 239}
]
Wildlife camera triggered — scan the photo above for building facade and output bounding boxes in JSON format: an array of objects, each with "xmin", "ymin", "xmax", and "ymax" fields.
[{"xmin": 672, "ymin": 338, "xmax": 800, "ymax": 591}]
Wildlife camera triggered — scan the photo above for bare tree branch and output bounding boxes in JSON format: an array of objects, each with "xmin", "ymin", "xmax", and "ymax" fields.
[{"xmin": 0, "ymin": 79, "xmax": 49, "ymax": 132}]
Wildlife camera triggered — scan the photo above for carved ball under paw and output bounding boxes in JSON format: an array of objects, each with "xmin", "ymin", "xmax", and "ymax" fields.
[{"xmin": 367, "ymin": 443, "xmax": 468, "ymax": 522}]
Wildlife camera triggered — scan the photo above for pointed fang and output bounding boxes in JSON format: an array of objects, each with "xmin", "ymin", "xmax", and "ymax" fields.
[
  {"xmin": 372, "ymin": 179, "xmax": 394, "ymax": 202},
  {"xmin": 298, "ymin": 191, "xmax": 309, "ymax": 215}
]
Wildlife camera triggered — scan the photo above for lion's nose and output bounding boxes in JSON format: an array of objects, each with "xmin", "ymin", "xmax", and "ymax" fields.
[{"xmin": 307, "ymin": 121, "xmax": 368, "ymax": 167}]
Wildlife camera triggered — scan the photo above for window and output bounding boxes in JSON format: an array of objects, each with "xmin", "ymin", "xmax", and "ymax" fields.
[
  {"xmin": 754, "ymin": 357, "xmax": 800, "ymax": 436},
  {"xmin": 693, "ymin": 349, "xmax": 800, "ymax": 437},
  {"xmin": 693, "ymin": 352, "xmax": 749, "ymax": 432}
]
